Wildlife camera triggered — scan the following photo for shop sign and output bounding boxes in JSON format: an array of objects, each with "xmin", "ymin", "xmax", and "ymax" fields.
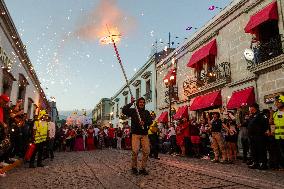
[{"xmin": 264, "ymin": 92, "xmax": 283, "ymax": 104}]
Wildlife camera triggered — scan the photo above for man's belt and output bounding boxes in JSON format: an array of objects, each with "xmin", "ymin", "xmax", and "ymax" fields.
[{"xmin": 275, "ymin": 126, "xmax": 284, "ymax": 129}]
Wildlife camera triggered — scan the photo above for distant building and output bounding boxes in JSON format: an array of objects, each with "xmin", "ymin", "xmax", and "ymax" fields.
[
  {"xmin": 49, "ymin": 100, "xmax": 59, "ymax": 123},
  {"xmin": 0, "ymin": 0, "xmax": 49, "ymax": 118},
  {"xmin": 92, "ymin": 98, "xmax": 112, "ymax": 128}
]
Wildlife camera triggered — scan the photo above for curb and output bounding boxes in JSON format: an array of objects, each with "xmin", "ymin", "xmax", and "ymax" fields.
[{"xmin": 0, "ymin": 159, "xmax": 23, "ymax": 173}]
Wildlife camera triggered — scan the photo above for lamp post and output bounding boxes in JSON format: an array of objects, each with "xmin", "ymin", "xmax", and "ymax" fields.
[
  {"xmin": 109, "ymin": 112, "xmax": 113, "ymax": 126},
  {"xmin": 163, "ymin": 70, "xmax": 176, "ymax": 126}
]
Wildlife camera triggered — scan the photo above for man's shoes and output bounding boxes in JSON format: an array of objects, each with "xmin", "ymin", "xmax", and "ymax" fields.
[
  {"xmin": 139, "ymin": 169, "xmax": 149, "ymax": 175},
  {"xmin": 131, "ymin": 168, "xmax": 139, "ymax": 175},
  {"xmin": 248, "ymin": 163, "xmax": 259, "ymax": 169},
  {"xmin": 246, "ymin": 160, "xmax": 253, "ymax": 166},
  {"xmin": 37, "ymin": 164, "xmax": 45, "ymax": 167},
  {"xmin": 226, "ymin": 160, "xmax": 233, "ymax": 164},
  {"xmin": 0, "ymin": 172, "xmax": 6, "ymax": 177},
  {"xmin": 219, "ymin": 159, "xmax": 228, "ymax": 164},
  {"xmin": 211, "ymin": 159, "xmax": 219, "ymax": 163},
  {"xmin": 258, "ymin": 163, "xmax": 268, "ymax": 170},
  {"xmin": 29, "ymin": 164, "xmax": 36, "ymax": 168},
  {"xmin": 4, "ymin": 159, "xmax": 14, "ymax": 164},
  {"xmin": 0, "ymin": 161, "xmax": 10, "ymax": 167},
  {"xmin": 9, "ymin": 158, "xmax": 18, "ymax": 162}
]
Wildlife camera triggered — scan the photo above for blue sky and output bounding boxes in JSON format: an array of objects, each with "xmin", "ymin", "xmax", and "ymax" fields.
[{"xmin": 5, "ymin": 0, "xmax": 232, "ymax": 111}]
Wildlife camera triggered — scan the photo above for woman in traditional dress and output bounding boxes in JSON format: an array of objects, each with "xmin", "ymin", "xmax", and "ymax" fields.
[
  {"xmin": 176, "ymin": 121, "xmax": 185, "ymax": 156},
  {"xmin": 86, "ymin": 125, "xmax": 95, "ymax": 151},
  {"xmin": 74, "ymin": 127, "xmax": 84, "ymax": 151}
]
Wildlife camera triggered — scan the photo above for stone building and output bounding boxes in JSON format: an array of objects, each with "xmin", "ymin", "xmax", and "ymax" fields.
[
  {"xmin": 92, "ymin": 98, "xmax": 112, "ymax": 128},
  {"xmin": 109, "ymin": 52, "xmax": 162, "ymax": 128},
  {"xmin": 156, "ymin": 0, "xmax": 284, "ymax": 122},
  {"xmin": 0, "ymin": 0, "xmax": 49, "ymax": 118}
]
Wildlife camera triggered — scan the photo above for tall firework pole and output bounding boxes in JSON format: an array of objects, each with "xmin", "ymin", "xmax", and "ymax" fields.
[{"xmin": 106, "ymin": 25, "xmax": 142, "ymax": 125}]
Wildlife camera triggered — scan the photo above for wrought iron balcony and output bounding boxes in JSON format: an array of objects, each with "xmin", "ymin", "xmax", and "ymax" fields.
[
  {"xmin": 247, "ymin": 35, "xmax": 284, "ymax": 74},
  {"xmin": 183, "ymin": 62, "xmax": 231, "ymax": 97}
]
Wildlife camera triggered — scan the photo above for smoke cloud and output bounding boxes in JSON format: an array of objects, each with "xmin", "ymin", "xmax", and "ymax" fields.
[{"xmin": 76, "ymin": 0, "xmax": 136, "ymax": 41}]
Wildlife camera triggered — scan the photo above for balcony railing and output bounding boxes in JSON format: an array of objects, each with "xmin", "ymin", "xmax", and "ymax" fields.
[
  {"xmin": 247, "ymin": 35, "xmax": 283, "ymax": 69},
  {"xmin": 183, "ymin": 62, "xmax": 231, "ymax": 97},
  {"xmin": 144, "ymin": 90, "xmax": 152, "ymax": 101}
]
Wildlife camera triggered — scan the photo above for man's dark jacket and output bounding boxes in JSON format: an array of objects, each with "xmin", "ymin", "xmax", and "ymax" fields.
[
  {"xmin": 122, "ymin": 102, "xmax": 152, "ymax": 135},
  {"xmin": 247, "ymin": 112, "xmax": 269, "ymax": 136}
]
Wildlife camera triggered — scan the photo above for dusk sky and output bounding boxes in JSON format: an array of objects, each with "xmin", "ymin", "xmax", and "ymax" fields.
[{"xmin": 5, "ymin": 0, "xmax": 233, "ymax": 112}]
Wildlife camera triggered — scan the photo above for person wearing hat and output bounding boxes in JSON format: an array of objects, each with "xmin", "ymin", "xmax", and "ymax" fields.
[
  {"xmin": 0, "ymin": 94, "xmax": 10, "ymax": 177},
  {"xmin": 148, "ymin": 111, "xmax": 160, "ymax": 160},
  {"xmin": 271, "ymin": 94, "xmax": 284, "ymax": 169},
  {"xmin": 29, "ymin": 110, "xmax": 49, "ymax": 168},
  {"xmin": 247, "ymin": 103, "xmax": 269, "ymax": 170}
]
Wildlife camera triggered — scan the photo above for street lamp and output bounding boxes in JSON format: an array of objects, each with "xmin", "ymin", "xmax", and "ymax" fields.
[
  {"xmin": 109, "ymin": 112, "xmax": 114, "ymax": 126},
  {"xmin": 163, "ymin": 69, "xmax": 176, "ymax": 126}
]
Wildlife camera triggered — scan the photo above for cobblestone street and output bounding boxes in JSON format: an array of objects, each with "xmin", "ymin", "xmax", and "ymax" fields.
[{"xmin": 1, "ymin": 149, "xmax": 284, "ymax": 189}]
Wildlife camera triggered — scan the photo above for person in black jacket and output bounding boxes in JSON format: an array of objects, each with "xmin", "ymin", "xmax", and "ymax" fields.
[
  {"xmin": 122, "ymin": 97, "xmax": 152, "ymax": 175},
  {"xmin": 247, "ymin": 103, "xmax": 269, "ymax": 170}
]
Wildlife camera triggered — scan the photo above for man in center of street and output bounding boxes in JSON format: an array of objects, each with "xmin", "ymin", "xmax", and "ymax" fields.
[{"xmin": 122, "ymin": 97, "xmax": 152, "ymax": 175}]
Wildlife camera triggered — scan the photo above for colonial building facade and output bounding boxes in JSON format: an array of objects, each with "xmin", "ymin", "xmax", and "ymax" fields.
[
  {"xmin": 92, "ymin": 98, "xmax": 112, "ymax": 127},
  {"xmin": 109, "ymin": 53, "xmax": 159, "ymax": 128},
  {"xmin": 0, "ymin": 0, "xmax": 49, "ymax": 118},
  {"xmin": 156, "ymin": 0, "xmax": 284, "ymax": 122}
]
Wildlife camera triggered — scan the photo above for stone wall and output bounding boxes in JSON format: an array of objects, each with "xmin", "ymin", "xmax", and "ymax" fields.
[{"xmin": 156, "ymin": 0, "xmax": 284, "ymax": 119}]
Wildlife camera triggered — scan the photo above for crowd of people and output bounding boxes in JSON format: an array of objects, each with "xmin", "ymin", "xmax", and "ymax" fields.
[
  {"xmin": 0, "ymin": 95, "xmax": 56, "ymax": 177},
  {"xmin": 149, "ymin": 95, "xmax": 284, "ymax": 172},
  {"xmin": 1, "ymin": 94, "xmax": 284, "ymax": 177},
  {"xmin": 54, "ymin": 122, "xmax": 132, "ymax": 152},
  {"xmin": 119, "ymin": 96, "xmax": 284, "ymax": 175}
]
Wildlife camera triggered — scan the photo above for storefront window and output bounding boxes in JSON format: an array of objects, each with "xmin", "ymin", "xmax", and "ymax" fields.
[{"xmin": 136, "ymin": 87, "xmax": 140, "ymax": 100}]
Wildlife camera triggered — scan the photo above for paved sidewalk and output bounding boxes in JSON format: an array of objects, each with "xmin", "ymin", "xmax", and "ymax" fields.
[{"xmin": 1, "ymin": 149, "xmax": 284, "ymax": 189}]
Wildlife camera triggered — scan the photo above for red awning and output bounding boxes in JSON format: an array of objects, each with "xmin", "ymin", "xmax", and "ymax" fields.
[
  {"xmin": 190, "ymin": 91, "xmax": 222, "ymax": 111},
  {"xmin": 187, "ymin": 39, "xmax": 217, "ymax": 68},
  {"xmin": 245, "ymin": 1, "xmax": 278, "ymax": 33},
  {"xmin": 227, "ymin": 87, "xmax": 255, "ymax": 109},
  {"xmin": 163, "ymin": 68, "xmax": 176, "ymax": 82},
  {"xmin": 173, "ymin": 106, "xmax": 188, "ymax": 120},
  {"xmin": 158, "ymin": 111, "xmax": 168, "ymax": 123}
]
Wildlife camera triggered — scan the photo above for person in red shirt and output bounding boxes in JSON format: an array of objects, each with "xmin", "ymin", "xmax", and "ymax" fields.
[
  {"xmin": 176, "ymin": 121, "xmax": 185, "ymax": 156},
  {"xmin": 181, "ymin": 117, "xmax": 190, "ymax": 156},
  {"xmin": 86, "ymin": 125, "xmax": 95, "ymax": 151},
  {"xmin": 108, "ymin": 125, "xmax": 115, "ymax": 149},
  {"xmin": 0, "ymin": 95, "xmax": 10, "ymax": 177}
]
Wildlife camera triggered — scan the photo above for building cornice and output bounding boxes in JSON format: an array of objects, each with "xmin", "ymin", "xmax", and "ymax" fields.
[
  {"xmin": 0, "ymin": 0, "xmax": 49, "ymax": 106},
  {"xmin": 157, "ymin": 0, "xmax": 255, "ymax": 69}
]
